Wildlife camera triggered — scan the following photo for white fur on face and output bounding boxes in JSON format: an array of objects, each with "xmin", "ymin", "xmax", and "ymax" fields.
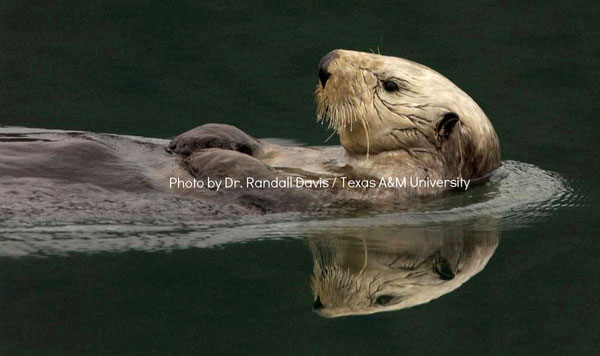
[
  {"xmin": 309, "ymin": 232, "xmax": 499, "ymax": 318},
  {"xmin": 314, "ymin": 50, "xmax": 499, "ymax": 178}
]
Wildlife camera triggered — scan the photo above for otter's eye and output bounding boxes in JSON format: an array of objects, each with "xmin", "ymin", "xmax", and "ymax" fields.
[
  {"xmin": 434, "ymin": 258, "xmax": 455, "ymax": 280},
  {"xmin": 375, "ymin": 295, "xmax": 393, "ymax": 305},
  {"xmin": 382, "ymin": 80, "xmax": 399, "ymax": 92}
]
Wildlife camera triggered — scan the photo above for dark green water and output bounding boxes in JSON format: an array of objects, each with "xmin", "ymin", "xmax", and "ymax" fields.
[{"xmin": 1, "ymin": 1, "xmax": 599, "ymax": 355}]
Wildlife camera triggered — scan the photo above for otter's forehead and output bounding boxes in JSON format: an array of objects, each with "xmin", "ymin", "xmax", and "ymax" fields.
[{"xmin": 332, "ymin": 49, "xmax": 436, "ymax": 79}]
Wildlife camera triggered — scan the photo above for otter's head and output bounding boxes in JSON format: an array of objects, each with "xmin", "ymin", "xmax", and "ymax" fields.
[
  {"xmin": 309, "ymin": 231, "xmax": 498, "ymax": 318},
  {"xmin": 314, "ymin": 49, "xmax": 500, "ymax": 179}
]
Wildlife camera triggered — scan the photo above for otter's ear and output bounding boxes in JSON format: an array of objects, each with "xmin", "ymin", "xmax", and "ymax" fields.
[{"xmin": 436, "ymin": 112, "xmax": 460, "ymax": 139}]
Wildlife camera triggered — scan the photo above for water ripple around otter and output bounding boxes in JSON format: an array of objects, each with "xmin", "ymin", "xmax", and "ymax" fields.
[{"xmin": 0, "ymin": 131, "xmax": 578, "ymax": 256}]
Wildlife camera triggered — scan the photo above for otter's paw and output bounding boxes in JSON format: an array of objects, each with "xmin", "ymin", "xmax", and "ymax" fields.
[
  {"xmin": 167, "ymin": 124, "xmax": 261, "ymax": 156},
  {"xmin": 184, "ymin": 148, "xmax": 275, "ymax": 181}
]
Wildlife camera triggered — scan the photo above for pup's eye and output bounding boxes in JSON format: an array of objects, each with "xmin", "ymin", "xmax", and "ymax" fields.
[
  {"xmin": 383, "ymin": 80, "xmax": 399, "ymax": 92},
  {"xmin": 375, "ymin": 295, "xmax": 393, "ymax": 305}
]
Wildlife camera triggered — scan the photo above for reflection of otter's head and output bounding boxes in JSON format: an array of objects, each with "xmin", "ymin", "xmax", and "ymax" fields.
[
  {"xmin": 314, "ymin": 49, "xmax": 500, "ymax": 179},
  {"xmin": 309, "ymin": 231, "xmax": 498, "ymax": 317}
]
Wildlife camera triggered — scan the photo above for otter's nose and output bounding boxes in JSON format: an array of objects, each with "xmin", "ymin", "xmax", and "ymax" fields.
[
  {"xmin": 318, "ymin": 51, "xmax": 337, "ymax": 88},
  {"xmin": 313, "ymin": 296, "xmax": 324, "ymax": 310}
]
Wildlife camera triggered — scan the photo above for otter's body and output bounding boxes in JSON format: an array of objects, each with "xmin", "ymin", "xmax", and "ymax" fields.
[
  {"xmin": 166, "ymin": 49, "xmax": 501, "ymax": 205},
  {"xmin": 0, "ymin": 50, "xmax": 500, "ymax": 213}
]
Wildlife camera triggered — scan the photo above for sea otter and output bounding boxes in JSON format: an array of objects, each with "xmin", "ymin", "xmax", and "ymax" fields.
[
  {"xmin": 0, "ymin": 50, "xmax": 501, "ymax": 213},
  {"xmin": 167, "ymin": 49, "xmax": 501, "ymax": 205}
]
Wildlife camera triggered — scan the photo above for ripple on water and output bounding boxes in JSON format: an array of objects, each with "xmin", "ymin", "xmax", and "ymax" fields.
[{"xmin": 0, "ymin": 160, "xmax": 578, "ymax": 256}]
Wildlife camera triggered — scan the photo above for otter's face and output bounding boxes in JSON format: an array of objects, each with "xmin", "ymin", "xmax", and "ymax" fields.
[
  {"xmin": 314, "ymin": 49, "xmax": 500, "ymax": 179},
  {"xmin": 311, "ymin": 253, "xmax": 460, "ymax": 317},
  {"xmin": 309, "ymin": 233, "xmax": 498, "ymax": 318}
]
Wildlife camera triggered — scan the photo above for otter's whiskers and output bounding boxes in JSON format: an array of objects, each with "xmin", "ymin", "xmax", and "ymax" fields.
[{"xmin": 315, "ymin": 90, "xmax": 371, "ymax": 158}]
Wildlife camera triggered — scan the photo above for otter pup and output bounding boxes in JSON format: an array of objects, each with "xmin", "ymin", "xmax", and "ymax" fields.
[{"xmin": 168, "ymin": 49, "xmax": 500, "ymax": 203}]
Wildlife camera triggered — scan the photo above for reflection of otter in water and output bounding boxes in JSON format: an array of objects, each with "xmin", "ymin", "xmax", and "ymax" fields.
[{"xmin": 308, "ymin": 226, "xmax": 499, "ymax": 317}]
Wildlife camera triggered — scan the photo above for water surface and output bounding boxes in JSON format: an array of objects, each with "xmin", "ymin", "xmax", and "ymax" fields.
[{"xmin": 1, "ymin": 0, "xmax": 599, "ymax": 355}]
